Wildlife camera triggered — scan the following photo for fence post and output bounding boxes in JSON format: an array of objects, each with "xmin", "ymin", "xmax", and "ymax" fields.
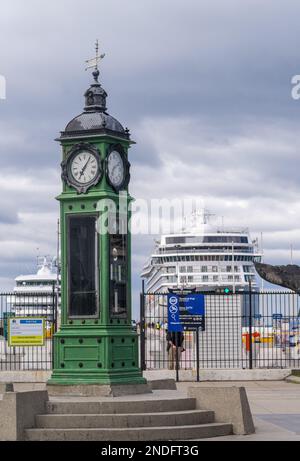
[
  {"xmin": 248, "ymin": 280, "xmax": 253, "ymax": 370},
  {"xmin": 140, "ymin": 281, "xmax": 146, "ymax": 371},
  {"xmin": 51, "ymin": 284, "xmax": 56, "ymax": 370},
  {"xmin": 175, "ymin": 343, "xmax": 179, "ymax": 382},
  {"xmin": 196, "ymin": 328, "xmax": 200, "ymax": 382}
]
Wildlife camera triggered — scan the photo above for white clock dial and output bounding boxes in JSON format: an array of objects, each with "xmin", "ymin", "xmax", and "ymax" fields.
[
  {"xmin": 71, "ymin": 151, "xmax": 98, "ymax": 184},
  {"xmin": 107, "ymin": 151, "xmax": 125, "ymax": 188}
]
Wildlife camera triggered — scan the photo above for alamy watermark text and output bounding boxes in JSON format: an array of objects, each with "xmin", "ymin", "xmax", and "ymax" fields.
[{"xmin": 0, "ymin": 75, "xmax": 6, "ymax": 100}]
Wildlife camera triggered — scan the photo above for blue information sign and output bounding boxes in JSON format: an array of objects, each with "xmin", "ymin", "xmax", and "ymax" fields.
[
  {"xmin": 168, "ymin": 294, "xmax": 181, "ymax": 332},
  {"xmin": 168, "ymin": 294, "xmax": 205, "ymax": 332}
]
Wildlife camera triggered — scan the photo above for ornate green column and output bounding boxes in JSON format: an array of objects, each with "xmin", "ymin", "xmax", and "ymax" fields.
[{"xmin": 48, "ymin": 50, "xmax": 147, "ymax": 393}]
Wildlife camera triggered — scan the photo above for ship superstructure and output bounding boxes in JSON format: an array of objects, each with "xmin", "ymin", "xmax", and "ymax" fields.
[{"xmin": 141, "ymin": 211, "xmax": 262, "ymax": 293}]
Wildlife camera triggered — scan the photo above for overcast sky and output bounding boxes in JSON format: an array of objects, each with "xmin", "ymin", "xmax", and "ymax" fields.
[{"xmin": 1, "ymin": 0, "xmax": 300, "ymax": 316}]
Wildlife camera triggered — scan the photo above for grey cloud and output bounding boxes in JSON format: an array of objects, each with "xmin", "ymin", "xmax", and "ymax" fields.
[{"xmin": 0, "ymin": 0, "xmax": 300, "ymax": 314}]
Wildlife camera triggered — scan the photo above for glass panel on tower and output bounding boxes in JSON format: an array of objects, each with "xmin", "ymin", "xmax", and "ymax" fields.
[
  {"xmin": 68, "ymin": 215, "xmax": 98, "ymax": 317},
  {"xmin": 109, "ymin": 214, "xmax": 127, "ymax": 318}
]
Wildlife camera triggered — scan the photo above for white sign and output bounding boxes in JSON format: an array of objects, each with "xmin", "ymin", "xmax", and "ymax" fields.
[{"xmin": 8, "ymin": 318, "xmax": 45, "ymax": 346}]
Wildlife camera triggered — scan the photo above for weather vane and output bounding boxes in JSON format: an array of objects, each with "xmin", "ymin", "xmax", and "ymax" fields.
[{"xmin": 85, "ymin": 40, "xmax": 105, "ymax": 81}]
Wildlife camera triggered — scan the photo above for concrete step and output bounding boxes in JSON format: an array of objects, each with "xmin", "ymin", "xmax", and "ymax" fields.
[
  {"xmin": 36, "ymin": 410, "xmax": 214, "ymax": 429},
  {"xmin": 0, "ymin": 382, "xmax": 13, "ymax": 393},
  {"xmin": 46, "ymin": 397, "xmax": 196, "ymax": 415},
  {"xmin": 25, "ymin": 422, "xmax": 233, "ymax": 441},
  {"xmin": 286, "ymin": 376, "xmax": 300, "ymax": 384}
]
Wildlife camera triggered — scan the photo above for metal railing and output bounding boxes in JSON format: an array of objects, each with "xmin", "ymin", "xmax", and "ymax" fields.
[
  {"xmin": 139, "ymin": 288, "xmax": 300, "ymax": 374},
  {"xmin": 1, "ymin": 286, "xmax": 299, "ymax": 374},
  {"xmin": 0, "ymin": 290, "xmax": 58, "ymax": 371}
]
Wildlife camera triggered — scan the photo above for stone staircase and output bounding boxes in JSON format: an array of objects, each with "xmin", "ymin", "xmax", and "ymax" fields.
[{"xmin": 25, "ymin": 392, "xmax": 233, "ymax": 441}]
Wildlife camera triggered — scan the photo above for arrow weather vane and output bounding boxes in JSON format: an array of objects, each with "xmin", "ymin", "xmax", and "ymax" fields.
[{"xmin": 85, "ymin": 40, "xmax": 105, "ymax": 80}]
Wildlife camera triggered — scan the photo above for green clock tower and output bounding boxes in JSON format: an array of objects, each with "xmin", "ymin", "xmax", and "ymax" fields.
[{"xmin": 48, "ymin": 45, "xmax": 148, "ymax": 395}]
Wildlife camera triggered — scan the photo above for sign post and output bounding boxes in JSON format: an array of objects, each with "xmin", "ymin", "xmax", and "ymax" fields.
[
  {"xmin": 168, "ymin": 293, "xmax": 205, "ymax": 382},
  {"xmin": 196, "ymin": 328, "xmax": 200, "ymax": 382}
]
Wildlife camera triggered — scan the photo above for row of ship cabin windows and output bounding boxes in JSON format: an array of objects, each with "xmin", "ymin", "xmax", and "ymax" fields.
[
  {"xmin": 157, "ymin": 255, "xmax": 259, "ymax": 263},
  {"xmin": 165, "ymin": 265, "xmax": 253, "ymax": 273},
  {"xmin": 164, "ymin": 274, "xmax": 255, "ymax": 283},
  {"xmin": 16, "ymin": 281, "xmax": 56, "ymax": 287},
  {"xmin": 149, "ymin": 274, "xmax": 256, "ymax": 292},
  {"xmin": 165, "ymin": 236, "xmax": 248, "ymax": 244}
]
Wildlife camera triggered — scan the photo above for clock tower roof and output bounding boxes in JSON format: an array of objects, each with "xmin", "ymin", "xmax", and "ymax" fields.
[
  {"xmin": 64, "ymin": 110, "xmax": 126, "ymax": 135},
  {"xmin": 59, "ymin": 63, "xmax": 130, "ymax": 142}
]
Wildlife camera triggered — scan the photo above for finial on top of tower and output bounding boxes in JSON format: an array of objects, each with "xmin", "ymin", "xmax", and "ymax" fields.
[{"xmin": 85, "ymin": 39, "xmax": 105, "ymax": 82}]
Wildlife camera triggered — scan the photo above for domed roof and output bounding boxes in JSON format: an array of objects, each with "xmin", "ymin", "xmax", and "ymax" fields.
[
  {"xmin": 59, "ymin": 68, "xmax": 130, "ymax": 140},
  {"xmin": 65, "ymin": 111, "xmax": 125, "ymax": 134}
]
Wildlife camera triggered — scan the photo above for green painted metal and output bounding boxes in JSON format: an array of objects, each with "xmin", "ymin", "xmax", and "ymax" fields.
[{"xmin": 48, "ymin": 132, "xmax": 146, "ymax": 386}]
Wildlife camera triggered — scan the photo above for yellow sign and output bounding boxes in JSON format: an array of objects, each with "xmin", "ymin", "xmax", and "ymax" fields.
[{"xmin": 8, "ymin": 318, "xmax": 45, "ymax": 347}]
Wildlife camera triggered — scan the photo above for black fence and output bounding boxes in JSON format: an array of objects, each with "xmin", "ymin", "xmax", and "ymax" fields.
[
  {"xmin": 0, "ymin": 290, "xmax": 58, "ymax": 371},
  {"xmin": 140, "ymin": 290, "xmax": 300, "ymax": 373},
  {"xmin": 1, "ymin": 287, "xmax": 299, "ymax": 374}
]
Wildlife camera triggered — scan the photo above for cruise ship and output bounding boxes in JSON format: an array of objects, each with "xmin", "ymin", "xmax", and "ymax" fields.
[
  {"xmin": 14, "ymin": 256, "xmax": 58, "ymax": 294},
  {"xmin": 141, "ymin": 211, "xmax": 263, "ymax": 369},
  {"xmin": 141, "ymin": 211, "xmax": 262, "ymax": 293},
  {"xmin": 10, "ymin": 256, "xmax": 60, "ymax": 319}
]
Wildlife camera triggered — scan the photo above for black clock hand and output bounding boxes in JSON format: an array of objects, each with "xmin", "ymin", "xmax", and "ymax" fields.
[{"xmin": 79, "ymin": 157, "xmax": 91, "ymax": 178}]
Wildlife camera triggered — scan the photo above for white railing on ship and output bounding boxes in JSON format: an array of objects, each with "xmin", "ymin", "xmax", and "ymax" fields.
[{"xmin": 156, "ymin": 248, "xmax": 255, "ymax": 254}]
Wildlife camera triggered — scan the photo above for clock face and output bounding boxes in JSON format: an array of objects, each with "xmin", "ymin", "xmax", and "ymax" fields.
[
  {"xmin": 61, "ymin": 143, "xmax": 102, "ymax": 194},
  {"xmin": 70, "ymin": 151, "xmax": 99, "ymax": 185},
  {"xmin": 107, "ymin": 150, "xmax": 125, "ymax": 188}
]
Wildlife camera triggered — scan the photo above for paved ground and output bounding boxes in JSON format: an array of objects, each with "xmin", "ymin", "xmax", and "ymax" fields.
[{"xmin": 177, "ymin": 380, "xmax": 300, "ymax": 440}]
